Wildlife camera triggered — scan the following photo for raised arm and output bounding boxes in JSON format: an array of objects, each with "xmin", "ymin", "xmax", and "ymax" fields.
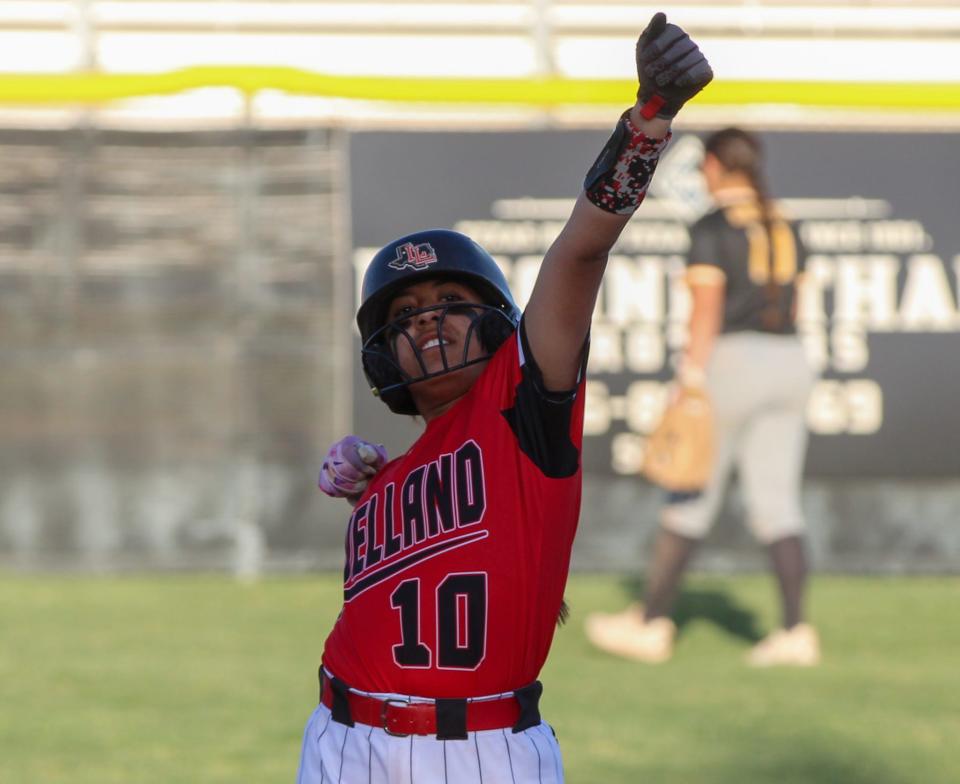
[{"xmin": 524, "ymin": 13, "xmax": 712, "ymax": 391}]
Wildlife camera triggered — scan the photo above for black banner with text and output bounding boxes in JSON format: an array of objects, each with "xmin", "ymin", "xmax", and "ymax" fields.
[{"xmin": 350, "ymin": 128, "xmax": 960, "ymax": 479}]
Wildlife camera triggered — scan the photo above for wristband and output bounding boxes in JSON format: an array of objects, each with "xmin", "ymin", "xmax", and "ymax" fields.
[{"xmin": 583, "ymin": 110, "xmax": 671, "ymax": 215}]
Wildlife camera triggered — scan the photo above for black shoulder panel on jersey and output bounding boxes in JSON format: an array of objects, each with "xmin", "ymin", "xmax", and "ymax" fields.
[{"xmin": 499, "ymin": 320, "xmax": 583, "ymax": 479}]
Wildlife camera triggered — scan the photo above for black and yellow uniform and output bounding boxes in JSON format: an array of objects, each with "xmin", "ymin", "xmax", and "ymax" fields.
[{"xmin": 687, "ymin": 190, "xmax": 805, "ymax": 335}]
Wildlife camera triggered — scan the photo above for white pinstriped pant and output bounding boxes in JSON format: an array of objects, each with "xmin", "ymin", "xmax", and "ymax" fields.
[{"xmin": 296, "ymin": 702, "xmax": 564, "ymax": 784}]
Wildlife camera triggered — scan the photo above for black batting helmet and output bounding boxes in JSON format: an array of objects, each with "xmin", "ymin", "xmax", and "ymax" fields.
[{"xmin": 357, "ymin": 228, "xmax": 520, "ymax": 415}]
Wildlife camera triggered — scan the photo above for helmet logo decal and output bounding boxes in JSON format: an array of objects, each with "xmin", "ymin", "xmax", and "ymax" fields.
[{"xmin": 387, "ymin": 242, "xmax": 438, "ymax": 272}]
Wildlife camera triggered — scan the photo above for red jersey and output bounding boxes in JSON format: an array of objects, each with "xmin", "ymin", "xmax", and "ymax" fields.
[{"xmin": 322, "ymin": 321, "xmax": 586, "ymax": 697}]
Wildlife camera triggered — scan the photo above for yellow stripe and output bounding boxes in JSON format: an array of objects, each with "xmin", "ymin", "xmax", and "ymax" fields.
[
  {"xmin": 707, "ymin": 80, "xmax": 960, "ymax": 110},
  {"xmin": 0, "ymin": 68, "xmax": 958, "ymax": 110}
]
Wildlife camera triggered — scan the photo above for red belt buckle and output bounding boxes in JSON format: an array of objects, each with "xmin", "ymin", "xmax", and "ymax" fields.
[{"xmin": 380, "ymin": 698, "xmax": 416, "ymax": 737}]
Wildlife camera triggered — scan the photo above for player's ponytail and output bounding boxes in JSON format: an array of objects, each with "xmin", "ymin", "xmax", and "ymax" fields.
[{"xmin": 704, "ymin": 128, "xmax": 790, "ymax": 331}]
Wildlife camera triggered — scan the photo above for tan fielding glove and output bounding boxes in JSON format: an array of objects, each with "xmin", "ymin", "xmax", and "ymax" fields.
[{"xmin": 641, "ymin": 385, "xmax": 714, "ymax": 492}]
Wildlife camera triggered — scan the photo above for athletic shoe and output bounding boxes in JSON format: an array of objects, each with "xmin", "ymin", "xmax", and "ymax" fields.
[
  {"xmin": 584, "ymin": 605, "xmax": 676, "ymax": 663},
  {"xmin": 746, "ymin": 623, "xmax": 821, "ymax": 667}
]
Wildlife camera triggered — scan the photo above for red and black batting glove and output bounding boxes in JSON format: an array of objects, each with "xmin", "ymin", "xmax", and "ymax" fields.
[{"xmin": 636, "ymin": 12, "xmax": 713, "ymax": 120}]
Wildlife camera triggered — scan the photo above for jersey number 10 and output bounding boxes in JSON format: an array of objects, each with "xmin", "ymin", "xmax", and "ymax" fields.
[{"xmin": 390, "ymin": 573, "xmax": 488, "ymax": 670}]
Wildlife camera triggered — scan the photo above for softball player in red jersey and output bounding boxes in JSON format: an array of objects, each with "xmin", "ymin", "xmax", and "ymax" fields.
[{"xmin": 300, "ymin": 13, "xmax": 712, "ymax": 783}]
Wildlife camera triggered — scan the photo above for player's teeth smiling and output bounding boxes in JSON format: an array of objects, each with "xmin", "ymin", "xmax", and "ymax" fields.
[{"xmin": 423, "ymin": 338, "xmax": 446, "ymax": 350}]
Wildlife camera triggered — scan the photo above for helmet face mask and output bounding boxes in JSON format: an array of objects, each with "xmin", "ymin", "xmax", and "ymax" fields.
[
  {"xmin": 362, "ymin": 301, "xmax": 514, "ymax": 406},
  {"xmin": 357, "ymin": 229, "xmax": 521, "ymax": 415}
]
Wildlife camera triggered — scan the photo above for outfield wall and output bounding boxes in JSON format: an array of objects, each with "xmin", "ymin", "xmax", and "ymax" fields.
[{"xmin": 1, "ymin": 124, "xmax": 958, "ymax": 573}]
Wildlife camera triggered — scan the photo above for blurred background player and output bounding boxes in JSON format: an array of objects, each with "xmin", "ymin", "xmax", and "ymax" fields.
[
  {"xmin": 302, "ymin": 13, "xmax": 711, "ymax": 783},
  {"xmin": 585, "ymin": 127, "xmax": 819, "ymax": 667}
]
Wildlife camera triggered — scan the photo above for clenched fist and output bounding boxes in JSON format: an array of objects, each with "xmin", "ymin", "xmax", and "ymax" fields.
[
  {"xmin": 636, "ymin": 12, "xmax": 713, "ymax": 119},
  {"xmin": 318, "ymin": 435, "xmax": 388, "ymax": 505}
]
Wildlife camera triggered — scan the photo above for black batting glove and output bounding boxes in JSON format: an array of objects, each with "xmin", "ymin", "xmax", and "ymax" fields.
[{"xmin": 636, "ymin": 12, "xmax": 713, "ymax": 120}]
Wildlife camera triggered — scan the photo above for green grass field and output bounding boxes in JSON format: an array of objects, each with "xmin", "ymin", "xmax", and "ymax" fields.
[{"xmin": 1, "ymin": 573, "xmax": 957, "ymax": 784}]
